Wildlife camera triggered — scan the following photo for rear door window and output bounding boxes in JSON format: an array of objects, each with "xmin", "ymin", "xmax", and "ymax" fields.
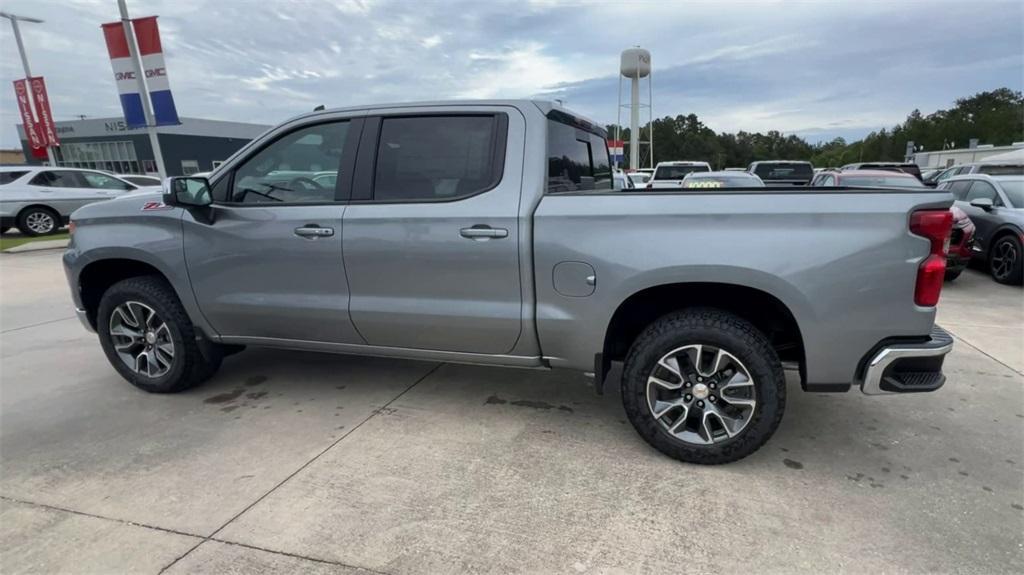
[
  {"xmin": 547, "ymin": 119, "xmax": 612, "ymax": 193},
  {"xmin": 0, "ymin": 171, "xmax": 29, "ymax": 185},
  {"xmin": 374, "ymin": 115, "xmax": 505, "ymax": 202},
  {"xmin": 28, "ymin": 170, "xmax": 86, "ymax": 188}
]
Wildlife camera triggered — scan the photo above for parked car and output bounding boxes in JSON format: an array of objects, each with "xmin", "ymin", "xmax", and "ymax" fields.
[
  {"xmin": 613, "ymin": 170, "xmax": 636, "ymax": 190},
  {"xmin": 939, "ymin": 174, "xmax": 1024, "ymax": 284},
  {"xmin": 810, "ymin": 169, "xmax": 926, "ymax": 188},
  {"xmin": 627, "ymin": 172, "xmax": 650, "ymax": 186},
  {"xmin": 682, "ymin": 171, "xmax": 764, "ymax": 188},
  {"xmin": 841, "ymin": 162, "xmax": 924, "ymax": 181},
  {"xmin": 646, "ymin": 161, "xmax": 712, "ymax": 189},
  {"xmin": 0, "ymin": 166, "xmax": 160, "ymax": 236},
  {"xmin": 812, "ymin": 170, "xmax": 971, "ymax": 279},
  {"xmin": 928, "ymin": 162, "xmax": 1023, "ymax": 185},
  {"xmin": 946, "ymin": 206, "xmax": 976, "ymax": 281},
  {"xmin": 64, "ymin": 100, "xmax": 956, "ymax": 465},
  {"xmin": 747, "ymin": 161, "xmax": 814, "ymax": 186},
  {"xmin": 120, "ymin": 175, "xmax": 163, "ymax": 187}
]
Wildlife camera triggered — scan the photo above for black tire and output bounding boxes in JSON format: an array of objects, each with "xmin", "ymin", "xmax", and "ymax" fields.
[
  {"xmin": 944, "ymin": 269, "xmax": 963, "ymax": 282},
  {"xmin": 97, "ymin": 275, "xmax": 222, "ymax": 393},
  {"xmin": 621, "ymin": 308, "xmax": 786, "ymax": 464},
  {"xmin": 989, "ymin": 235, "xmax": 1023, "ymax": 285},
  {"xmin": 16, "ymin": 206, "xmax": 60, "ymax": 237}
]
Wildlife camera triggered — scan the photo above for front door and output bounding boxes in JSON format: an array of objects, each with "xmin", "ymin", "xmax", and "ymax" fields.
[
  {"xmin": 958, "ymin": 180, "xmax": 1003, "ymax": 249},
  {"xmin": 342, "ymin": 111, "xmax": 524, "ymax": 354},
  {"xmin": 183, "ymin": 117, "xmax": 364, "ymax": 344}
]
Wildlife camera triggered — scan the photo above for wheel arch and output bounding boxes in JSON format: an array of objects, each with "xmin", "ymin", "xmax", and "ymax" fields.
[
  {"xmin": 74, "ymin": 247, "xmax": 211, "ymax": 339},
  {"xmin": 16, "ymin": 203, "xmax": 62, "ymax": 226},
  {"xmin": 987, "ymin": 225, "xmax": 1024, "ymax": 252},
  {"xmin": 602, "ymin": 281, "xmax": 807, "ymax": 387}
]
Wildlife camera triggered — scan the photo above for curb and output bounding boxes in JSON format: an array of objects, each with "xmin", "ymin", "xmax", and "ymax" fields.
[{"xmin": 2, "ymin": 239, "xmax": 70, "ymax": 254}]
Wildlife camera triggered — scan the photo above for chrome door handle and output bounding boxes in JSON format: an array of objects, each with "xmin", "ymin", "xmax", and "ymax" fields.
[
  {"xmin": 294, "ymin": 225, "xmax": 334, "ymax": 238},
  {"xmin": 460, "ymin": 226, "xmax": 508, "ymax": 239}
]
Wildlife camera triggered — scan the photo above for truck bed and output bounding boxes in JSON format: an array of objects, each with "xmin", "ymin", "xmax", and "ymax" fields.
[{"xmin": 532, "ymin": 186, "xmax": 953, "ymax": 389}]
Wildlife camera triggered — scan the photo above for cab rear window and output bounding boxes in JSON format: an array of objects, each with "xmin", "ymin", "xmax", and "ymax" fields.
[
  {"xmin": 547, "ymin": 119, "xmax": 611, "ymax": 193},
  {"xmin": 0, "ymin": 171, "xmax": 29, "ymax": 185}
]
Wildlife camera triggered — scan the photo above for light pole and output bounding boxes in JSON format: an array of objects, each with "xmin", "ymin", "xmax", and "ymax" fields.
[{"xmin": 0, "ymin": 11, "xmax": 58, "ymax": 167}]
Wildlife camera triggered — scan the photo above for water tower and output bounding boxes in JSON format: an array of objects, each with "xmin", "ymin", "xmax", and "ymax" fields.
[{"xmin": 617, "ymin": 47, "xmax": 653, "ymax": 171}]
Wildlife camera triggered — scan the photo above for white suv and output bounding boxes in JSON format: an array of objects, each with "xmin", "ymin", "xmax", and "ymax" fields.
[
  {"xmin": 646, "ymin": 161, "xmax": 712, "ymax": 189},
  {"xmin": 0, "ymin": 167, "xmax": 160, "ymax": 236}
]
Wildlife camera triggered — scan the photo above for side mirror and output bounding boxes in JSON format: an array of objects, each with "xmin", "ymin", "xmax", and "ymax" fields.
[
  {"xmin": 969, "ymin": 197, "xmax": 994, "ymax": 211},
  {"xmin": 163, "ymin": 176, "xmax": 213, "ymax": 208}
]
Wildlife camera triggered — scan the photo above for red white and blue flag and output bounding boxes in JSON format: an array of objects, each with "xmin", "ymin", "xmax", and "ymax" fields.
[
  {"xmin": 608, "ymin": 139, "xmax": 624, "ymax": 165},
  {"xmin": 101, "ymin": 16, "xmax": 179, "ymax": 128}
]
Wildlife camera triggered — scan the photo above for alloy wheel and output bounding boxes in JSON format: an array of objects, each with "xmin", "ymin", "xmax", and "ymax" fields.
[
  {"xmin": 646, "ymin": 344, "xmax": 757, "ymax": 445},
  {"xmin": 991, "ymin": 240, "xmax": 1017, "ymax": 280},
  {"xmin": 109, "ymin": 301, "xmax": 175, "ymax": 378},
  {"xmin": 25, "ymin": 211, "xmax": 55, "ymax": 234}
]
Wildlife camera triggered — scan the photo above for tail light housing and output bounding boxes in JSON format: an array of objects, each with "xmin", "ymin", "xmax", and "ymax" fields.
[{"xmin": 910, "ymin": 209, "xmax": 953, "ymax": 306}]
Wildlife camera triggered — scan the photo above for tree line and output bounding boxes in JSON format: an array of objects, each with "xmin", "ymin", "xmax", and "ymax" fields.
[{"xmin": 606, "ymin": 88, "xmax": 1024, "ymax": 169}]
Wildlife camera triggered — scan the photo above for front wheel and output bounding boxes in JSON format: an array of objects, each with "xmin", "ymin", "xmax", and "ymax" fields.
[
  {"xmin": 989, "ymin": 235, "xmax": 1023, "ymax": 285},
  {"xmin": 97, "ymin": 276, "xmax": 222, "ymax": 393},
  {"xmin": 621, "ymin": 309, "xmax": 786, "ymax": 464}
]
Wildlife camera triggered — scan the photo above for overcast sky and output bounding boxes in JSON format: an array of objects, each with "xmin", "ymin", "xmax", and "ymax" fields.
[{"xmin": 1, "ymin": 0, "xmax": 1021, "ymax": 148}]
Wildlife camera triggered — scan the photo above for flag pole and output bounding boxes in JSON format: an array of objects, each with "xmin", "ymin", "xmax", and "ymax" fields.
[
  {"xmin": 117, "ymin": 0, "xmax": 166, "ymax": 178},
  {"xmin": 2, "ymin": 11, "xmax": 57, "ymax": 167}
]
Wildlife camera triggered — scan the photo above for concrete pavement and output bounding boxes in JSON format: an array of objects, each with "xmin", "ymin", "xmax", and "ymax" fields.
[{"xmin": 1, "ymin": 251, "xmax": 1021, "ymax": 574}]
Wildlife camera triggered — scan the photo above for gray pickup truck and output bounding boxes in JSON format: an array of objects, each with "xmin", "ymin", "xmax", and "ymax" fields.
[{"xmin": 64, "ymin": 100, "xmax": 955, "ymax": 464}]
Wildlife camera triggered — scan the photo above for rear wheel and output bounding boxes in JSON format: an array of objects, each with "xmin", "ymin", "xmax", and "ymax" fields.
[
  {"xmin": 989, "ymin": 235, "xmax": 1023, "ymax": 285},
  {"xmin": 97, "ymin": 276, "xmax": 222, "ymax": 393},
  {"xmin": 622, "ymin": 309, "xmax": 786, "ymax": 464},
  {"xmin": 17, "ymin": 206, "xmax": 59, "ymax": 236},
  {"xmin": 944, "ymin": 269, "xmax": 963, "ymax": 282}
]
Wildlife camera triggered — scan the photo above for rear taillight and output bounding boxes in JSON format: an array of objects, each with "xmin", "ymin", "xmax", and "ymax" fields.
[{"xmin": 909, "ymin": 209, "xmax": 953, "ymax": 306}]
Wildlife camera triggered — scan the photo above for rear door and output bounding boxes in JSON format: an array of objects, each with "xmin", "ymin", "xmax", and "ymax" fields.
[
  {"xmin": 26, "ymin": 170, "xmax": 112, "ymax": 215},
  {"xmin": 182, "ymin": 116, "xmax": 365, "ymax": 343},
  {"xmin": 342, "ymin": 108, "xmax": 525, "ymax": 354}
]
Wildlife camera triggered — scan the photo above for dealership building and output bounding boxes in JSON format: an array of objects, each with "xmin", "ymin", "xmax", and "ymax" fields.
[{"xmin": 14, "ymin": 116, "xmax": 271, "ymax": 176}]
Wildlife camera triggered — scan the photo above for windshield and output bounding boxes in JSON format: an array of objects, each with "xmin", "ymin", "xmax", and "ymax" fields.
[
  {"xmin": 753, "ymin": 163, "xmax": 813, "ymax": 181},
  {"xmin": 842, "ymin": 175, "xmax": 925, "ymax": 188},
  {"xmin": 654, "ymin": 165, "xmax": 709, "ymax": 180},
  {"xmin": 998, "ymin": 179, "xmax": 1024, "ymax": 208}
]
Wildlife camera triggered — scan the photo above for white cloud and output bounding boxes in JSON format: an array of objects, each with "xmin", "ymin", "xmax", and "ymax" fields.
[{"xmin": 0, "ymin": 0, "xmax": 1019, "ymax": 149}]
